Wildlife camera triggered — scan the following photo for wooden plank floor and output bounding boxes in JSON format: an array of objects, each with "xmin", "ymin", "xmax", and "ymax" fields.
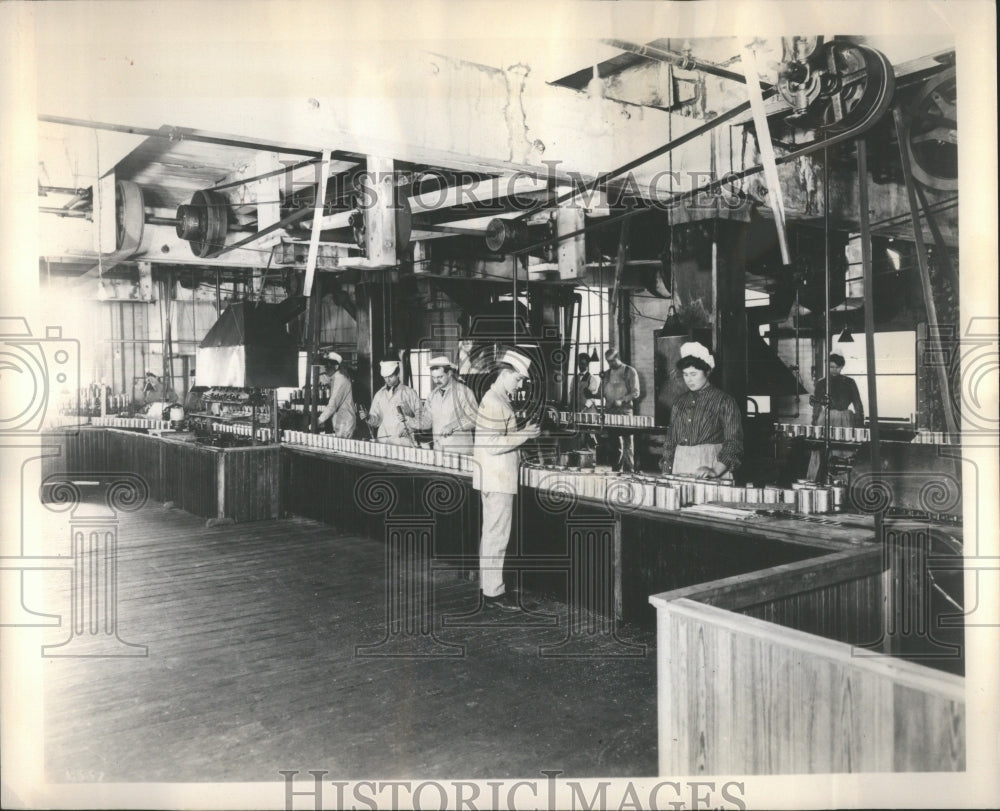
[{"xmin": 40, "ymin": 499, "xmax": 657, "ymax": 782}]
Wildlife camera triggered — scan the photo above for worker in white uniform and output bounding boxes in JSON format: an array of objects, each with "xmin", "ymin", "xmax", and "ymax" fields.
[
  {"xmin": 316, "ymin": 352, "xmax": 357, "ymax": 437},
  {"xmin": 409, "ymin": 355, "xmax": 479, "ymax": 454},
  {"xmin": 472, "ymin": 351, "xmax": 540, "ymax": 611},
  {"xmin": 364, "ymin": 359, "xmax": 420, "ymax": 446}
]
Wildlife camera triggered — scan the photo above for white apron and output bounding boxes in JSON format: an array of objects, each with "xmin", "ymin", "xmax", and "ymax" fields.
[{"xmin": 672, "ymin": 443, "xmax": 734, "ymax": 480}]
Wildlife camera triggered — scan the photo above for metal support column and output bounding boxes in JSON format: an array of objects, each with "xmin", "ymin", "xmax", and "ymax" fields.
[
  {"xmin": 892, "ymin": 107, "xmax": 959, "ymax": 434},
  {"xmin": 857, "ymin": 139, "xmax": 883, "ymax": 543}
]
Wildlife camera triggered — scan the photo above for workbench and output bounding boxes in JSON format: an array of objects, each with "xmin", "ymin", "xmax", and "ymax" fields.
[{"xmin": 43, "ymin": 427, "xmax": 885, "ymax": 631}]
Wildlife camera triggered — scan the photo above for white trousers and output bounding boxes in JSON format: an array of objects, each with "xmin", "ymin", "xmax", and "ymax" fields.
[{"xmin": 479, "ymin": 491, "xmax": 514, "ymax": 597}]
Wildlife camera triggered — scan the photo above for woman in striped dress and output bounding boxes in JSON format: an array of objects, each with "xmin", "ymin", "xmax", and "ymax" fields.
[{"xmin": 659, "ymin": 342, "xmax": 743, "ymax": 480}]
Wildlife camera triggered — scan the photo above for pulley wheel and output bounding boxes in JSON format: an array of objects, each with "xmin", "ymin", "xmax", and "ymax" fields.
[
  {"xmin": 485, "ymin": 218, "xmax": 528, "ymax": 252},
  {"xmin": 905, "ymin": 67, "xmax": 957, "ymax": 191},
  {"xmin": 816, "ymin": 42, "xmax": 895, "ymax": 134},
  {"xmin": 175, "ymin": 189, "xmax": 229, "ymax": 257},
  {"xmin": 115, "ymin": 180, "xmax": 145, "ymax": 254}
]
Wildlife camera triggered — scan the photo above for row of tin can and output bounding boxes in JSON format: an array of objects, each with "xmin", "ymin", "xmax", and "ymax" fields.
[
  {"xmin": 520, "ymin": 464, "xmax": 846, "ymax": 514},
  {"xmin": 776, "ymin": 422, "xmax": 871, "ymax": 442},
  {"xmin": 93, "ymin": 417, "xmax": 171, "ymax": 431},
  {"xmin": 281, "ymin": 431, "xmax": 474, "ymax": 472},
  {"xmin": 205, "ymin": 422, "xmax": 275, "ymax": 442},
  {"xmin": 911, "ymin": 431, "xmax": 961, "ymax": 445},
  {"xmin": 556, "ymin": 411, "xmax": 656, "ymax": 427}
]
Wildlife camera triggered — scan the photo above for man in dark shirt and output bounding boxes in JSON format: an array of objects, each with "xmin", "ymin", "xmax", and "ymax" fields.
[
  {"xmin": 602, "ymin": 348, "xmax": 641, "ymax": 472},
  {"xmin": 811, "ymin": 353, "xmax": 865, "ymax": 428}
]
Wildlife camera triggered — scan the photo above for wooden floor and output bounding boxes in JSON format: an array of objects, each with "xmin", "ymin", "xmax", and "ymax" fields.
[{"xmin": 40, "ymin": 498, "xmax": 657, "ymax": 782}]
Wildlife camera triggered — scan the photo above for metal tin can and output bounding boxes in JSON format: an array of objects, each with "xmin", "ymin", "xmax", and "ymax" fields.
[
  {"xmin": 644, "ymin": 479, "xmax": 656, "ymax": 508},
  {"xmin": 654, "ymin": 484, "xmax": 669, "ymax": 508},
  {"xmin": 795, "ymin": 488, "xmax": 815, "ymax": 514},
  {"xmin": 813, "ymin": 487, "xmax": 831, "ymax": 513},
  {"xmin": 762, "ymin": 487, "xmax": 779, "ymax": 504},
  {"xmin": 744, "ymin": 487, "xmax": 762, "ymax": 503}
]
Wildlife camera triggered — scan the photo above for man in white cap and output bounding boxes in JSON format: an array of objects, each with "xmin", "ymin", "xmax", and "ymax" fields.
[
  {"xmin": 317, "ymin": 352, "xmax": 357, "ymax": 438},
  {"xmin": 472, "ymin": 350, "xmax": 541, "ymax": 611},
  {"xmin": 601, "ymin": 347, "xmax": 640, "ymax": 472},
  {"xmin": 660, "ymin": 341, "xmax": 743, "ymax": 479},
  {"xmin": 365, "ymin": 358, "xmax": 420, "ymax": 445},
  {"xmin": 410, "ymin": 355, "xmax": 479, "ymax": 454}
]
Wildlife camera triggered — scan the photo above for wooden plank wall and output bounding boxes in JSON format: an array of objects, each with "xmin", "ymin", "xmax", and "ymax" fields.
[
  {"xmin": 661, "ymin": 548, "xmax": 887, "ymax": 646},
  {"xmin": 161, "ymin": 440, "xmax": 218, "ymax": 518},
  {"xmin": 39, "ymin": 429, "xmax": 242, "ymax": 521},
  {"xmin": 618, "ymin": 513, "xmax": 828, "ymax": 626},
  {"xmin": 654, "ymin": 598, "xmax": 965, "ymax": 774},
  {"xmin": 40, "ymin": 429, "xmax": 107, "ymax": 479},
  {"xmin": 223, "ymin": 446, "xmax": 281, "ymax": 523},
  {"xmin": 281, "ymin": 448, "xmax": 479, "ymax": 567}
]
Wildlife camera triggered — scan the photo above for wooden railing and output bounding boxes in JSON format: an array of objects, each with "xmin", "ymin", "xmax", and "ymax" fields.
[{"xmin": 650, "ymin": 548, "xmax": 965, "ymax": 774}]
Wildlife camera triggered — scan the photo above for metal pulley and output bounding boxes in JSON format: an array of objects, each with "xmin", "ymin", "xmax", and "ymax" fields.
[
  {"xmin": 175, "ymin": 189, "xmax": 229, "ymax": 257},
  {"xmin": 115, "ymin": 179, "xmax": 146, "ymax": 253},
  {"xmin": 776, "ymin": 37, "xmax": 823, "ymax": 120},
  {"xmin": 776, "ymin": 40, "xmax": 895, "ymax": 134},
  {"xmin": 904, "ymin": 67, "xmax": 957, "ymax": 191},
  {"xmin": 484, "ymin": 217, "xmax": 554, "ymax": 259}
]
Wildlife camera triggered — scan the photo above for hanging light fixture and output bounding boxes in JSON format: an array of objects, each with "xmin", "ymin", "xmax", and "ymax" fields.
[
  {"xmin": 589, "ymin": 347, "xmax": 600, "ymax": 363},
  {"xmin": 837, "ymin": 326, "xmax": 854, "ymax": 343}
]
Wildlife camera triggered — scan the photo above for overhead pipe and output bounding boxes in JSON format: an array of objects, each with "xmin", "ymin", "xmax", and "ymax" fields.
[{"xmin": 602, "ymin": 38, "xmax": 773, "ymax": 90}]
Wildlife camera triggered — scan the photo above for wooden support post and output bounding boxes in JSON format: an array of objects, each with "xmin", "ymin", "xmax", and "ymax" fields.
[
  {"xmin": 556, "ymin": 205, "xmax": 586, "ymax": 281},
  {"xmin": 364, "ymin": 155, "xmax": 399, "ymax": 267},
  {"xmin": 303, "ymin": 148, "xmax": 333, "ymax": 298}
]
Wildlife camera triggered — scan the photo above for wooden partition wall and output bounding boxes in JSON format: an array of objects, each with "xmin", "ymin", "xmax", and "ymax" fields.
[
  {"xmin": 650, "ymin": 549, "xmax": 965, "ymax": 774},
  {"xmin": 40, "ymin": 429, "xmax": 280, "ymax": 523}
]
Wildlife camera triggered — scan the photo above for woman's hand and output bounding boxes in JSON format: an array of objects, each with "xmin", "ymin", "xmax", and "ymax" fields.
[{"xmin": 695, "ymin": 466, "xmax": 717, "ymax": 479}]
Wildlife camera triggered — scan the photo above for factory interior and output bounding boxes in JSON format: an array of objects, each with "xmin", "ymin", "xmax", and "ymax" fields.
[{"xmin": 3, "ymin": 3, "xmax": 998, "ymax": 807}]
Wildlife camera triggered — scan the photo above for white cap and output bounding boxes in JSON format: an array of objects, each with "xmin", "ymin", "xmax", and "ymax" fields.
[
  {"xmin": 429, "ymin": 355, "xmax": 453, "ymax": 369},
  {"xmin": 498, "ymin": 350, "xmax": 531, "ymax": 378},
  {"xmin": 325, "ymin": 351, "xmax": 342, "ymax": 365},
  {"xmin": 379, "ymin": 360, "xmax": 400, "ymax": 376},
  {"xmin": 679, "ymin": 341, "xmax": 715, "ymax": 369}
]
